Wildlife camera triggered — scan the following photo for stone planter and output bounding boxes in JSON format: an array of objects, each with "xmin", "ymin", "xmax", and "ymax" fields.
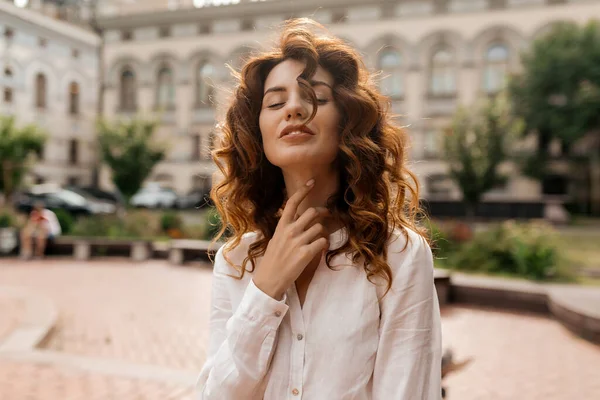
[{"xmin": 0, "ymin": 227, "xmax": 18, "ymax": 255}]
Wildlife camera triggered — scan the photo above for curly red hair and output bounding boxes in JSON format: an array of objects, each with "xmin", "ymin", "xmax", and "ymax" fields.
[{"xmin": 210, "ymin": 18, "xmax": 428, "ymax": 295}]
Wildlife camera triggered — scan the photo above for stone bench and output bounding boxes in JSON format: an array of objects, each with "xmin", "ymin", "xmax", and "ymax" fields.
[
  {"xmin": 169, "ymin": 239, "xmax": 223, "ymax": 265},
  {"xmin": 53, "ymin": 237, "xmax": 152, "ymax": 262}
]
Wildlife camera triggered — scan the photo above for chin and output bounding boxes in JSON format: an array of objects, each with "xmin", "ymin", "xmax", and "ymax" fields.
[{"xmin": 265, "ymin": 144, "xmax": 339, "ymax": 168}]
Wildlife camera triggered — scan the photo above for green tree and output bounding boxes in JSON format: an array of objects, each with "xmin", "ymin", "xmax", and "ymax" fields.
[
  {"xmin": 509, "ymin": 21, "xmax": 600, "ymax": 213},
  {"xmin": 443, "ymin": 94, "xmax": 523, "ymax": 220},
  {"xmin": 0, "ymin": 115, "xmax": 46, "ymax": 201},
  {"xmin": 97, "ymin": 117, "xmax": 166, "ymax": 200}
]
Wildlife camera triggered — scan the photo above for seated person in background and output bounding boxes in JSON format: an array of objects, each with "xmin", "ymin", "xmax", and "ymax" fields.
[{"xmin": 20, "ymin": 201, "xmax": 62, "ymax": 259}]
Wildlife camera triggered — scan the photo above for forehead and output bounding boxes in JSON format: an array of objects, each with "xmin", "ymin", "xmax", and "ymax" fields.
[{"xmin": 264, "ymin": 59, "xmax": 334, "ymax": 90}]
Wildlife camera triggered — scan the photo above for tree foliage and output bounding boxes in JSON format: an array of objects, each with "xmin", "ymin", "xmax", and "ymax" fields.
[
  {"xmin": 0, "ymin": 115, "xmax": 46, "ymax": 200},
  {"xmin": 97, "ymin": 117, "xmax": 165, "ymax": 200},
  {"xmin": 443, "ymin": 94, "xmax": 523, "ymax": 217},
  {"xmin": 509, "ymin": 21, "xmax": 600, "ymax": 149}
]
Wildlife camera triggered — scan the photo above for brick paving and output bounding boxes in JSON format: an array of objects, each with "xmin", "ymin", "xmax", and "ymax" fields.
[
  {"xmin": 0, "ymin": 258, "xmax": 212, "ymax": 370},
  {"xmin": 0, "ymin": 297, "xmax": 23, "ymax": 343},
  {"xmin": 0, "ymin": 360, "xmax": 194, "ymax": 400},
  {"xmin": 1, "ymin": 258, "xmax": 599, "ymax": 399},
  {"xmin": 441, "ymin": 305, "xmax": 600, "ymax": 400}
]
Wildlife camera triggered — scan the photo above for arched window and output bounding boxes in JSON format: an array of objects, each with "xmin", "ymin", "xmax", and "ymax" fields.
[
  {"xmin": 69, "ymin": 82, "xmax": 79, "ymax": 115},
  {"xmin": 379, "ymin": 49, "xmax": 403, "ymax": 98},
  {"xmin": 196, "ymin": 62, "xmax": 214, "ymax": 107},
  {"xmin": 156, "ymin": 65, "xmax": 174, "ymax": 109},
  {"xmin": 35, "ymin": 73, "xmax": 47, "ymax": 108},
  {"xmin": 483, "ymin": 44, "xmax": 509, "ymax": 93},
  {"xmin": 429, "ymin": 46, "xmax": 456, "ymax": 96},
  {"xmin": 119, "ymin": 68, "xmax": 137, "ymax": 111}
]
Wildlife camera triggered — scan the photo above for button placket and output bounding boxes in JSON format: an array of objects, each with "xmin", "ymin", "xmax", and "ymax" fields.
[{"xmin": 288, "ymin": 285, "xmax": 305, "ymax": 400}]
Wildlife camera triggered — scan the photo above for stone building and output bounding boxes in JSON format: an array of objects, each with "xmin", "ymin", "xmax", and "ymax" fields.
[
  {"xmin": 0, "ymin": 0, "xmax": 100, "ymax": 187},
  {"xmin": 94, "ymin": 0, "xmax": 600, "ymax": 203}
]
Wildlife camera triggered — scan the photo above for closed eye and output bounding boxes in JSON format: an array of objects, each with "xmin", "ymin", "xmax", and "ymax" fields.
[{"xmin": 267, "ymin": 99, "xmax": 329, "ymax": 109}]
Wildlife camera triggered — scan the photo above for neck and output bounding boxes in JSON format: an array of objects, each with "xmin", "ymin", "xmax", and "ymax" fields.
[{"xmin": 281, "ymin": 165, "xmax": 342, "ymax": 232}]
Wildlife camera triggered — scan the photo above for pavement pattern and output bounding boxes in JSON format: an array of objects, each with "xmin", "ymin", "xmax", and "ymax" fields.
[{"xmin": 0, "ymin": 258, "xmax": 599, "ymax": 400}]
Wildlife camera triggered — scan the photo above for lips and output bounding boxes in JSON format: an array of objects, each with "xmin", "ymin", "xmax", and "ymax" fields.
[{"xmin": 279, "ymin": 124, "xmax": 316, "ymax": 138}]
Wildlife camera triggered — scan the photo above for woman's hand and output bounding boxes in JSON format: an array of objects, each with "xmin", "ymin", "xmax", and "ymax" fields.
[{"xmin": 253, "ymin": 179, "xmax": 330, "ymax": 300}]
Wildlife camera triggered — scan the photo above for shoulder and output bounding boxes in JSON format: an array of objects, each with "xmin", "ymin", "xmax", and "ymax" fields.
[
  {"xmin": 385, "ymin": 227, "xmax": 434, "ymax": 283},
  {"xmin": 213, "ymin": 231, "xmax": 261, "ymax": 276}
]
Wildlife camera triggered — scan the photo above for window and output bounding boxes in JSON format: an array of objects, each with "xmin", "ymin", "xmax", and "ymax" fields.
[
  {"xmin": 196, "ymin": 62, "xmax": 214, "ymax": 107},
  {"xmin": 119, "ymin": 68, "xmax": 137, "ymax": 111},
  {"xmin": 122, "ymin": 30, "xmax": 133, "ymax": 41},
  {"xmin": 4, "ymin": 88, "xmax": 13, "ymax": 103},
  {"xmin": 332, "ymin": 11, "xmax": 346, "ymax": 23},
  {"xmin": 35, "ymin": 73, "xmax": 47, "ymax": 108},
  {"xmin": 429, "ymin": 46, "xmax": 456, "ymax": 97},
  {"xmin": 159, "ymin": 26, "xmax": 171, "ymax": 38},
  {"xmin": 379, "ymin": 49, "xmax": 403, "ymax": 98},
  {"xmin": 424, "ymin": 129, "xmax": 440, "ymax": 158},
  {"xmin": 427, "ymin": 174, "xmax": 452, "ymax": 197},
  {"xmin": 69, "ymin": 139, "xmax": 79, "ymax": 165},
  {"xmin": 192, "ymin": 134, "xmax": 201, "ymax": 161},
  {"xmin": 69, "ymin": 82, "xmax": 79, "ymax": 115},
  {"xmin": 4, "ymin": 27, "xmax": 14, "ymax": 40},
  {"xmin": 483, "ymin": 44, "xmax": 509, "ymax": 93},
  {"xmin": 4, "ymin": 66, "xmax": 13, "ymax": 105},
  {"xmin": 241, "ymin": 19, "xmax": 254, "ymax": 32},
  {"xmin": 198, "ymin": 24, "xmax": 211, "ymax": 35},
  {"xmin": 156, "ymin": 66, "xmax": 175, "ymax": 109}
]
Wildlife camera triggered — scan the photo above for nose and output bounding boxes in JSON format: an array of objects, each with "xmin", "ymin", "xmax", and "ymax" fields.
[{"xmin": 284, "ymin": 94, "xmax": 308, "ymax": 122}]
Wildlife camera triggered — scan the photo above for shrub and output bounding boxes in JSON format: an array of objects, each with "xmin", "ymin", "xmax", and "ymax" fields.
[
  {"xmin": 53, "ymin": 209, "xmax": 74, "ymax": 235},
  {"xmin": 204, "ymin": 207, "xmax": 231, "ymax": 241},
  {"xmin": 0, "ymin": 212, "xmax": 14, "ymax": 228},
  {"xmin": 449, "ymin": 221, "xmax": 561, "ymax": 280},
  {"xmin": 425, "ymin": 220, "xmax": 455, "ymax": 259},
  {"xmin": 70, "ymin": 210, "xmax": 162, "ymax": 239},
  {"xmin": 160, "ymin": 211, "xmax": 183, "ymax": 233}
]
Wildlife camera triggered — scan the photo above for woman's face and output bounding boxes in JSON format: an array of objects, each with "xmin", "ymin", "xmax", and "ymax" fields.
[{"xmin": 259, "ymin": 59, "xmax": 341, "ymax": 169}]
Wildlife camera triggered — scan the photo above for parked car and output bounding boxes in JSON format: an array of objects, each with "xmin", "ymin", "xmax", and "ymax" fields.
[
  {"xmin": 69, "ymin": 186, "xmax": 125, "ymax": 206},
  {"xmin": 130, "ymin": 185, "xmax": 178, "ymax": 209},
  {"xmin": 14, "ymin": 187, "xmax": 93, "ymax": 217},
  {"xmin": 176, "ymin": 189, "xmax": 213, "ymax": 209},
  {"xmin": 65, "ymin": 186, "xmax": 118, "ymax": 215}
]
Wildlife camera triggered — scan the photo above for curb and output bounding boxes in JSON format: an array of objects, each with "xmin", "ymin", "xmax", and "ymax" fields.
[
  {"xmin": 449, "ymin": 273, "xmax": 600, "ymax": 345},
  {"xmin": 0, "ymin": 286, "xmax": 57, "ymax": 353}
]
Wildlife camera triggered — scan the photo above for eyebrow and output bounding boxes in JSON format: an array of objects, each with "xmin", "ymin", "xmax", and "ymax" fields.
[{"xmin": 263, "ymin": 80, "xmax": 333, "ymax": 96}]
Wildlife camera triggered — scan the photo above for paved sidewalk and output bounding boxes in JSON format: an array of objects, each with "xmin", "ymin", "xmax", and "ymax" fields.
[
  {"xmin": 1, "ymin": 258, "xmax": 600, "ymax": 399},
  {"xmin": 0, "ymin": 297, "xmax": 22, "ymax": 343}
]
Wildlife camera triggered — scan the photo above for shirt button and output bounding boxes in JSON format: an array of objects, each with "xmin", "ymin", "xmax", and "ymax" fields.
[
  {"xmin": 297, "ymin": 333, "xmax": 303, "ymax": 341},
  {"xmin": 274, "ymin": 311, "xmax": 282, "ymax": 317},
  {"xmin": 292, "ymin": 388, "xmax": 300, "ymax": 396}
]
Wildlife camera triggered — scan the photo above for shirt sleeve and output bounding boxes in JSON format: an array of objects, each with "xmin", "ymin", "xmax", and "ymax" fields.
[
  {"xmin": 372, "ymin": 231, "xmax": 442, "ymax": 400},
  {"xmin": 195, "ymin": 246, "xmax": 289, "ymax": 399}
]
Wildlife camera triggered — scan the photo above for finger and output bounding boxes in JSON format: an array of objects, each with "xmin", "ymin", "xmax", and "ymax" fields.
[
  {"xmin": 298, "ymin": 222, "xmax": 328, "ymax": 245},
  {"xmin": 294, "ymin": 207, "xmax": 331, "ymax": 231},
  {"xmin": 281, "ymin": 179, "xmax": 315, "ymax": 224},
  {"xmin": 303, "ymin": 237, "xmax": 329, "ymax": 257}
]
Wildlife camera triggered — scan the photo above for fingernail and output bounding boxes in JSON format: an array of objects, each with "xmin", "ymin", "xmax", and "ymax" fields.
[{"xmin": 306, "ymin": 179, "xmax": 315, "ymax": 186}]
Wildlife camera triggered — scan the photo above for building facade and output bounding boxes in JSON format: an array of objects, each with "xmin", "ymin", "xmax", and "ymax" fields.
[
  {"xmin": 0, "ymin": 0, "xmax": 100, "ymax": 187},
  {"xmin": 95, "ymin": 0, "xmax": 600, "ymax": 200}
]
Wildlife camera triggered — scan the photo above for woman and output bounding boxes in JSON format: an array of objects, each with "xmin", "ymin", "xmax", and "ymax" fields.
[{"xmin": 196, "ymin": 19, "xmax": 441, "ymax": 399}]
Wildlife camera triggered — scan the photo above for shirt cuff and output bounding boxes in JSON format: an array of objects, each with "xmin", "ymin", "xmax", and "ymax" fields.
[{"xmin": 236, "ymin": 279, "xmax": 289, "ymax": 328}]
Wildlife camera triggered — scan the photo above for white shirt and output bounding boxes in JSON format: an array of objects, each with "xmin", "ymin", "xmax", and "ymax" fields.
[
  {"xmin": 196, "ymin": 227, "xmax": 442, "ymax": 400},
  {"xmin": 42, "ymin": 209, "xmax": 61, "ymax": 236}
]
